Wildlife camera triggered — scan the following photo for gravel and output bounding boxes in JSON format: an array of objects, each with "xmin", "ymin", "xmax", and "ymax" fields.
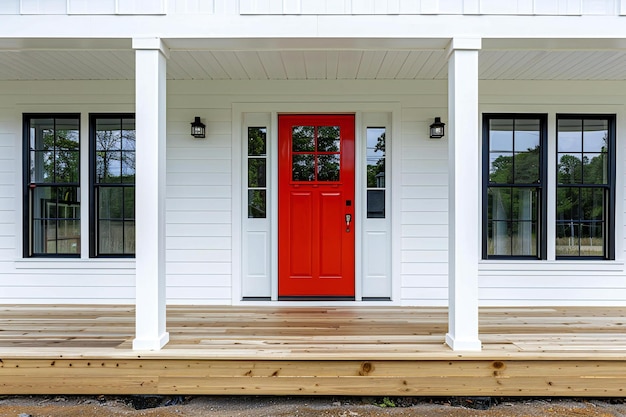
[{"xmin": 1, "ymin": 395, "xmax": 626, "ymax": 417}]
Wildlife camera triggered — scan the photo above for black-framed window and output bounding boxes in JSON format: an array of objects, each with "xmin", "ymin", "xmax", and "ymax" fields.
[
  {"xmin": 23, "ymin": 114, "xmax": 81, "ymax": 257},
  {"xmin": 483, "ymin": 114, "xmax": 547, "ymax": 259},
  {"xmin": 90, "ymin": 114, "xmax": 135, "ymax": 257},
  {"xmin": 556, "ymin": 114, "xmax": 615, "ymax": 259}
]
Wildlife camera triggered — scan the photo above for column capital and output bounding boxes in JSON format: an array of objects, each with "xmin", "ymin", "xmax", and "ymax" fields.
[
  {"xmin": 132, "ymin": 37, "xmax": 170, "ymax": 59},
  {"xmin": 446, "ymin": 37, "xmax": 482, "ymax": 58}
]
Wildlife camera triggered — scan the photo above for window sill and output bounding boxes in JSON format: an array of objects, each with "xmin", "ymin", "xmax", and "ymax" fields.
[
  {"xmin": 479, "ymin": 259, "xmax": 624, "ymax": 274},
  {"xmin": 14, "ymin": 258, "xmax": 135, "ymax": 270}
]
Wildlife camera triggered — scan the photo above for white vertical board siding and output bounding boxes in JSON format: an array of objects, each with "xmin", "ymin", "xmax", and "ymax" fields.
[
  {"xmin": 0, "ymin": 0, "xmax": 620, "ymax": 14},
  {"xmin": 69, "ymin": 0, "xmax": 116, "ymax": 14},
  {"xmin": 168, "ymin": 0, "xmax": 215, "ymax": 14},
  {"xmin": 20, "ymin": 0, "xmax": 67, "ymax": 14},
  {"xmin": 0, "ymin": 81, "xmax": 136, "ymax": 304},
  {"xmin": 480, "ymin": 0, "xmax": 531, "ymax": 14},
  {"xmin": 115, "ymin": 0, "xmax": 165, "ymax": 14},
  {"xmin": 533, "ymin": 0, "xmax": 582, "ymax": 15},
  {"xmin": 0, "ymin": 1, "xmax": 19, "ymax": 14},
  {"xmin": 239, "ymin": 0, "xmax": 618, "ymax": 14},
  {"xmin": 11, "ymin": 0, "xmax": 165, "ymax": 14},
  {"xmin": 479, "ymin": 80, "xmax": 626, "ymax": 306}
]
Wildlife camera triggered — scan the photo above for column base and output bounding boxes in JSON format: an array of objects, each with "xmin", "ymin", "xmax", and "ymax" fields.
[
  {"xmin": 445, "ymin": 333, "xmax": 482, "ymax": 351},
  {"xmin": 132, "ymin": 332, "xmax": 170, "ymax": 351}
]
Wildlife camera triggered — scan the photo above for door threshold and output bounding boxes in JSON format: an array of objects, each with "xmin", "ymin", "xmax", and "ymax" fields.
[{"xmin": 278, "ymin": 296, "xmax": 356, "ymax": 301}]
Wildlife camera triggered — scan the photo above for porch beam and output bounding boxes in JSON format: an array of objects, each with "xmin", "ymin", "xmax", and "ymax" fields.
[
  {"xmin": 132, "ymin": 37, "xmax": 170, "ymax": 351},
  {"xmin": 445, "ymin": 37, "xmax": 482, "ymax": 352}
]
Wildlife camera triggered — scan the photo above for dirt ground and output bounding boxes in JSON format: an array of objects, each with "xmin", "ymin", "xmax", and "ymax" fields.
[{"xmin": 1, "ymin": 396, "xmax": 626, "ymax": 417}]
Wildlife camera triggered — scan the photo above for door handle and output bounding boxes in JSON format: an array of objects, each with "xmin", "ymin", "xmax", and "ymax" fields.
[{"xmin": 345, "ymin": 213, "xmax": 352, "ymax": 232}]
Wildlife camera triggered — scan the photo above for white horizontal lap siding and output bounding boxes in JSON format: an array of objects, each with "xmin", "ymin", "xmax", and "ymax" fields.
[
  {"xmin": 0, "ymin": 267, "xmax": 136, "ymax": 303},
  {"xmin": 399, "ymin": 105, "xmax": 449, "ymax": 306},
  {"xmin": 0, "ymin": 80, "xmax": 136, "ymax": 304},
  {"xmin": 166, "ymin": 104, "xmax": 233, "ymax": 305},
  {"xmin": 479, "ymin": 79, "xmax": 626, "ymax": 306},
  {"xmin": 0, "ymin": 132, "xmax": 15, "ymax": 269}
]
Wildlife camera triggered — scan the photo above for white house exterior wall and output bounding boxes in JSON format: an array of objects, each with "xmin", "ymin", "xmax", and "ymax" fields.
[
  {"xmin": 478, "ymin": 80, "xmax": 626, "ymax": 306},
  {"xmin": 1, "ymin": 78, "xmax": 625, "ymax": 306}
]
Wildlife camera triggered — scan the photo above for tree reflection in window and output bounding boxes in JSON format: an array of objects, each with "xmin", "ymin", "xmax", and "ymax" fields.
[
  {"xmin": 556, "ymin": 117, "xmax": 611, "ymax": 258},
  {"xmin": 485, "ymin": 116, "xmax": 544, "ymax": 258},
  {"xmin": 92, "ymin": 116, "xmax": 135, "ymax": 256},
  {"xmin": 291, "ymin": 125, "xmax": 341, "ymax": 182},
  {"xmin": 366, "ymin": 127, "xmax": 386, "ymax": 218},
  {"xmin": 26, "ymin": 116, "xmax": 81, "ymax": 256},
  {"xmin": 248, "ymin": 127, "xmax": 267, "ymax": 218}
]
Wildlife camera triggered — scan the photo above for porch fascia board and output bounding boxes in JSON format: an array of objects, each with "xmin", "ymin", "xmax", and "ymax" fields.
[
  {"xmin": 3, "ymin": 36, "xmax": 626, "ymax": 54},
  {"xmin": 2, "ymin": 15, "xmax": 626, "ymax": 41}
]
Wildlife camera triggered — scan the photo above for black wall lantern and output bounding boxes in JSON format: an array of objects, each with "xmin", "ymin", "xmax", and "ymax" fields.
[
  {"xmin": 429, "ymin": 117, "xmax": 445, "ymax": 139},
  {"xmin": 190, "ymin": 116, "xmax": 206, "ymax": 138}
]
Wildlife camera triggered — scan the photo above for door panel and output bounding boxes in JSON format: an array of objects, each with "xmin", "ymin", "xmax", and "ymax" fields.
[
  {"xmin": 290, "ymin": 191, "xmax": 313, "ymax": 277},
  {"xmin": 278, "ymin": 114, "xmax": 355, "ymax": 298},
  {"xmin": 319, "ymin": 192, "xmax": 343, "ymax": 277}
]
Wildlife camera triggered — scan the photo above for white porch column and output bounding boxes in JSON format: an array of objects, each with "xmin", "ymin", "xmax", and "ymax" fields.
[
  {"xmin": 132, "ymin": 37, "xmax": 170, "ymax": 351},
  {"xmin": 445, "ymin": 37, "xmax": 482, "ymax": 351}
]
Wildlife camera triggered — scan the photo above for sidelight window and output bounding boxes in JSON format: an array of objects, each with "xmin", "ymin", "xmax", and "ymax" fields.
[
  {"xmin": 247, "ymin": 127, "xmax": 267, "ymax": 218},
  {"xmin": 366, "ymin": 127, "xmax": 386, "ymax": 218}
]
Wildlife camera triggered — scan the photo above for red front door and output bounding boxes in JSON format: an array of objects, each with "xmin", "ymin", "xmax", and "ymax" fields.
[{"xmin": 278, "ymin": 114, "xmax": 355, "ymax": 298}]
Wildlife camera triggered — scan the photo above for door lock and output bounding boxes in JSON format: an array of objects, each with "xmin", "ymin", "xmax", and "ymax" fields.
[{"xmin": 345, "ymin": 214, "xmax": 352, "ymax": 232}]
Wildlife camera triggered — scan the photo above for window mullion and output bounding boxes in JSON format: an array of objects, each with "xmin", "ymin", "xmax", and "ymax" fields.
[
  {"xmin": 545, "ymin": 113, "xmax": 557, "ymax": 260},
  {"xmin": 80, "ymin": 112, "xmax": 90, "ymax": 258}
]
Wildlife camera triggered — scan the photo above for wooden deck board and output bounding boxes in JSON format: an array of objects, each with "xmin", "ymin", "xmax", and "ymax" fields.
[{"xmin": 2, "ymin": 305, "xmax": 626, "ymax": 395}]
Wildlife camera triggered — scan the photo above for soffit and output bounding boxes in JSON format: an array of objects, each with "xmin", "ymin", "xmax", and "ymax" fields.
[{"xmin": 0, "ymin": 48, "xmax": 625, "ymax": 81}]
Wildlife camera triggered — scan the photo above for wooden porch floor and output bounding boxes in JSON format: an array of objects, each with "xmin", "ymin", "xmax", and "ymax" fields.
[{"xmin": 2, "ymin": 305, "xmax": 626, "ymax": 396}]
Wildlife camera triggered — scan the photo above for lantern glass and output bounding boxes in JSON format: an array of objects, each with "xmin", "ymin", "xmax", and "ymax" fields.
[
  {"xmin": 191, "ymin": 117, "xmax": 206, "ymax": 138},
  {"xmin": 429, "ymin": 117, "xmax": 445, "ymax": 138}
]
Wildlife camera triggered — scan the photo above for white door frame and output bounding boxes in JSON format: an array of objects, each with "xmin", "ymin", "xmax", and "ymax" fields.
[{"xmin": 232, "ymin": 102, "xmax": 400, "ymax": 306}]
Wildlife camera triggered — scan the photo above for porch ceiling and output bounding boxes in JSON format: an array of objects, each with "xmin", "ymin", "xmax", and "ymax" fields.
[{"xmin": 1, "ymin": 45, "xmax": 626, "ymax": 81}]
